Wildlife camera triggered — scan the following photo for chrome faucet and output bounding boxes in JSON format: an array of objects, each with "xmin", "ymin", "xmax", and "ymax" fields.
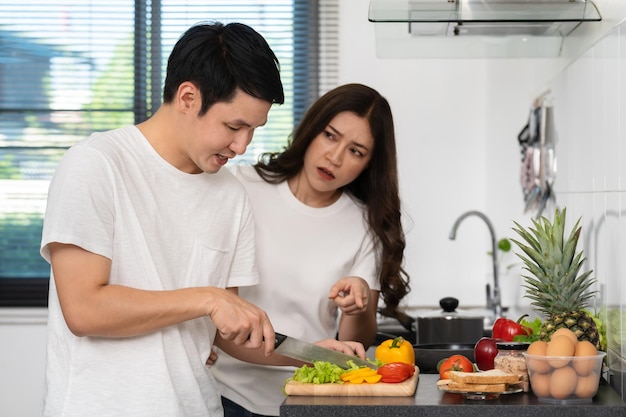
[{"xmin": 449, "ymin": 211, "xmax": 503, "ymax": 323}]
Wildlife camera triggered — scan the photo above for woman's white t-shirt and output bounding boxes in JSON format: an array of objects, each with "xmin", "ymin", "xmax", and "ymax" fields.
[
  {"xmin": 40, "ymin": 125, "xmax": 259, "ymax": 417},
  {"xmin": 212, "ymin": 165, "xmax": 380, "ymax": 416}
]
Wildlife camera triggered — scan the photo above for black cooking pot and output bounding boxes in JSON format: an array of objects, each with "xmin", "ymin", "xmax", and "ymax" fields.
[
  {"xmin": 413, "ymin": 343, "xmax": 476, "ymax": 374},
  {"xmin": 416, "ymin": 297, "xmax": 484, "ymax": 345}
]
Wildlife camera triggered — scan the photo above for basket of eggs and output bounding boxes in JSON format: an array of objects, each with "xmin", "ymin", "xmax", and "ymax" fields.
[{"xmin": 523, "ymin": 328, "xmax": 606, "ymax": 404}]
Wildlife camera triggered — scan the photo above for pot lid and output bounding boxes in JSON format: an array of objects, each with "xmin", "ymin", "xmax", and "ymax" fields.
[
  {"xmin": 418, "ymin": 297, "xmax": 485, "ymax": 319},
  {"xmin": 496, "ymin": 342, "xmax": 530, "ymax": 351}
]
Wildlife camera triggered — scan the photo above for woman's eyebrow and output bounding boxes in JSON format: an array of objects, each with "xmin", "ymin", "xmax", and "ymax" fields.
[{"xmin": 328, "ymin": 123, "xmax": 370, "ymax": 151}]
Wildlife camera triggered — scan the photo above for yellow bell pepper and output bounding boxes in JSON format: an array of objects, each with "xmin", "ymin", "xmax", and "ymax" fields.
[
  {"xmin": 340, "ymin": 367, "xmax": 379, "ymax": 383},
  {"xmin": 363, "ymin": 374, "xmax": 383, "ymax": 383},
  {"xmin": 375, "ymin": 336, "xmax": 415, "ymax": 365}
]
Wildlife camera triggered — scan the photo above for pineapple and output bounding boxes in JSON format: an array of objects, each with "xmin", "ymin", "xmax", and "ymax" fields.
[{"xmin": 511, "ymin": 207, "xmax": 601, "ymax": 350}]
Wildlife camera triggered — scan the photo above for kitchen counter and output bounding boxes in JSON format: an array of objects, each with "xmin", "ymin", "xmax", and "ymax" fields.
[{"xmin": 280, "ymin": 374, "xmax": 626, "ymax": 417}]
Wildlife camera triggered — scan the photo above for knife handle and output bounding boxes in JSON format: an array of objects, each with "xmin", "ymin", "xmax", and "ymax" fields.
[{"xmin": 273, "ymin": 332, "xmax": 288, "ymax": 349}]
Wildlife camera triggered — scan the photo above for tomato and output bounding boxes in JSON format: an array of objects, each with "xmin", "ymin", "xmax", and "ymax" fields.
[
  {"xmin": 377, "ymin": 362, "xmax": 415, "ymax": 383},
  {"xmin": 438, "ymin": 354, "xmax": 474, "ymax": 380}
]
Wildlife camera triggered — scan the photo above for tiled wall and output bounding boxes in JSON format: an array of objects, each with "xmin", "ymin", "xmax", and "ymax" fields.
[{"xmin": 549, "ymin": 20, "xmax": 625, "ymax": 399}]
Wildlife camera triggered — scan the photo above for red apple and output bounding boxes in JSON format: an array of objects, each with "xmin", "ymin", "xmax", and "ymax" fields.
[{"xmin": 474, "ymin": 337, "xmax": 498, "ymax": 371}]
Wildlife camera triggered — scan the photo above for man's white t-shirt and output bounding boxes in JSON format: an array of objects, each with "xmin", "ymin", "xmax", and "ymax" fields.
[
  {"xmin": 212, "ymin": 165, "xmax": 380, "ymax": 416},
  {"xmin": 40, "ymin": 125, "xmax": 259, "ymax": 417}
]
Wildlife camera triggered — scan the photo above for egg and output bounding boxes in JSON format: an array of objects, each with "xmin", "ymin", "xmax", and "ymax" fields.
[
  {"xmin": 526, "ymin": 341, "xmax": 550, "ymax": 373},
  {"xmin": 529, "ymin": 372, "xmax": 551, "ymax": 398},
  {"xmin": 550, "ymin": 366, "xmax": 578, "ymax": 399},
  {"xmin": 574, "ymin": 340, "xmax": 597, "ymax": 356},
  {"xmin": 546, "ymin": 335, "xmax": 575, "ymax": 368},
  {"xmin": 551, "ymin": 328, "xmax": 578, "ymax": 345},
  {"xmin": 573, "ymin": 340, "xmax": 599, "ymax": 375},
  {"xmin": 575, "ymin": 373, "xmax": 600, "ymax": 398},
  {"xmin": 527, "ymin": 340, "xmax": 548, "ymax": 355}
]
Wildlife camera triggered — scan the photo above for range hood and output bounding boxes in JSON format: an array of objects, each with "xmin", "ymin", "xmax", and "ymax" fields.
[{"xmin": 368, "ymin": 0, "xmax": 602, "ymax": 58}]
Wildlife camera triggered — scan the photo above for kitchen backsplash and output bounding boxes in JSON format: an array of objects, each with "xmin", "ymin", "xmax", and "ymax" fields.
[{"xmin": 547, "ymin": 19, "xmax": 626, "ymax": 400}]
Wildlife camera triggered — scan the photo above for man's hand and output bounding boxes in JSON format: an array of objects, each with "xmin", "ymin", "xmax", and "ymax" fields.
[{"xmin": 208, "ymin": 288, "xmax": 275, "ymax": 356}]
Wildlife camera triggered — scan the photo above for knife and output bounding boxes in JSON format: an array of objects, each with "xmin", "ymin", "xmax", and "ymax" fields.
[{"xmin": 273, "ymin": 332, "xmax": 377, "ymax": 370}]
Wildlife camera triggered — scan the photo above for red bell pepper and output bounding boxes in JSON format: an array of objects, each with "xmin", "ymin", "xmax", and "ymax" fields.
[{"xmin": 492, "ymin": 315, "xmax": 532, "ymax": 341}]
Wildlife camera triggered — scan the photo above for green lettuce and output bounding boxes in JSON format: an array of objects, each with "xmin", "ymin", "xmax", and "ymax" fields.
[
  {"xmin": 512, "ymin": 317, "xmax": 542, "ymax": 343},
  {"xmin": 290, "ymin": 361, "xmax": 346, "ymax": 384}
]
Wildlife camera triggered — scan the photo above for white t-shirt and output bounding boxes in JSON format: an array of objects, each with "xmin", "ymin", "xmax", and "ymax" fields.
[
  {"xmin": 40, "ymin": 125, "xmax": 259, "ymax": 417},
  {"xmin": 212, "ymin": 165, "xmax": 380, "ymax": 416}
]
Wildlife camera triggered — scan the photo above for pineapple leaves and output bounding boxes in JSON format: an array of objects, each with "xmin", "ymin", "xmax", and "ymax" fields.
[
  {"xmin": 552, "ymin": 207, "xmax": 565, "ymax": 258},
  {"xmin": 511, "ymin": 207, "xmax": 597, "ymax": 314},
  {"xmin": 562, "ymin": 221, "xmax": 582, "ymax": 274}
]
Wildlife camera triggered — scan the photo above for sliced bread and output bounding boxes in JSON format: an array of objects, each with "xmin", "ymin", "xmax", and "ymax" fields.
[
  {"xmin": 447, "ymin": 381, "xmax": 507, "ymax": 393},
  {"xmin": 448, "ymin": 369, "xmax": 521, "ymax": 385}
]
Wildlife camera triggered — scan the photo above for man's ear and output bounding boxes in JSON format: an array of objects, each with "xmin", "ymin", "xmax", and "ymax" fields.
[{"xmin": 176, "ymin": 81, "xmax": 199, "ymax": 113}]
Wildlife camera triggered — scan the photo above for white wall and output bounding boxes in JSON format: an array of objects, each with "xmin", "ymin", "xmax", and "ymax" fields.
[{"xmin": 0, "ymin": 309, "xmax": 47, "ymax": 417}]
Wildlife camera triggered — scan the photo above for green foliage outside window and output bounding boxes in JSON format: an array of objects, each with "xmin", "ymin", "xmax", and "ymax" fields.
[{"xmin": 0, "ymin": 212, "xmax": 49, "ymax": 278}]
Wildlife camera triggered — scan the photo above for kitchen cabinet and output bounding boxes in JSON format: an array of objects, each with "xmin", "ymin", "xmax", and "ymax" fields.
[{"xmin": 280, "ymin": 374, "xmax": 626, "ymax": 417}]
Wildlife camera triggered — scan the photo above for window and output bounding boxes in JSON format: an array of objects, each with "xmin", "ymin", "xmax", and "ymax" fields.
[{"xmin": 0, "ymin": 0, "xmax": 338, "ymax": 306}]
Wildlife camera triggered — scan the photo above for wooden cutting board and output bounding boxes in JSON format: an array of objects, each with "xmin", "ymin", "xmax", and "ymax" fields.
[{"xmin": 283, "ymin": 366, "xmax": 419, "ymax": 397}]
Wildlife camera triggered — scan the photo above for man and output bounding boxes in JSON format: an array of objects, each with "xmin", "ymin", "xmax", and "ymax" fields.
[{"xmin": 40, "ymin": 22, "xmax": 285, "ymax": 416}]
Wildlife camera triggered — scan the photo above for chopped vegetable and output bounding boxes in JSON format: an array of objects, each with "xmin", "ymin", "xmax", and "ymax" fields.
[
  {"xmin": 364, "ymin": 374, "xmax": 383, "ymax": 383},
  {"xmin": 375, "ymin": 336, "xmax": 415, "ymax": 365},
  {"xmin": 287, "ymin": 359, "xmax": 384, "ymax": 386},
  {"xmin": 377, "ymin": 362, "xmax": 415, "ymax": 383},
  {"xmin": 340, "ymin": 367, "xmax": 378, "ymax": 381},
  {"xmin": 290, "ymin": 361, "xmax": 345, "ymax": 384},
  {"xmin": 340, "ymin": 367, "xmax": 380, "ymax": 384},
  {"xmin": 346, "ymin": 358, "xmax": 383, "ymax": 369}
]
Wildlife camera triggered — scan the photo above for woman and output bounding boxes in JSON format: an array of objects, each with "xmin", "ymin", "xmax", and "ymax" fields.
[{"xmin": 212, "ymin": 83, "xmax": 411, "ymax": 416}]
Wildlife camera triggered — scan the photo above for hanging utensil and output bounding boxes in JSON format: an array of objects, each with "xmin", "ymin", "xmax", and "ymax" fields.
[
  {"xmin": 519, "ymin": 92, "xmax": 557, "ymax": 218},
  {"xmin": 535, "ymin": 102, "xmax": 557, "ymax": 218}
]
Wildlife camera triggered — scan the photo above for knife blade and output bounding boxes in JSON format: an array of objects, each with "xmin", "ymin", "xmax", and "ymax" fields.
[{"xmin": 273, "ymin": 333, "xmax": 377, "ymax": 370}]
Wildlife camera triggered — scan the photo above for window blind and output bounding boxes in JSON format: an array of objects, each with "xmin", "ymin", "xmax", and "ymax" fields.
[{"xmin": 0, "ymin": 0, "xmax": 339, "ymax": 306}]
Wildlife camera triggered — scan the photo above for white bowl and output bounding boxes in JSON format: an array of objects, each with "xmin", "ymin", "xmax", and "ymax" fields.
[{"xmin": 523, "ymin": 352, "xmax": 606, "ymax": 404}]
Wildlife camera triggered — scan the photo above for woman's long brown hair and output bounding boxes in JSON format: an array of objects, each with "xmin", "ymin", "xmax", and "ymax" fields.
[{"xmin": 254, "ymin": 83, "xmax": 411, "ymax": 320}]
